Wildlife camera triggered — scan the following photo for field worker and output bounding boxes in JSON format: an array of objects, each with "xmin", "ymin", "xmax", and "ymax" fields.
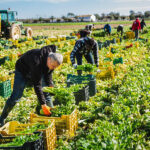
[
  {"xmin": 85, "ymin": 24, "xmax": 94, "ymax": 31},
  {"xmin": 104, "ymin": 24, "xmax": 111, "ymax": 36},
  {"xmin": 140, "ymin": 19, "xmax": 146, "ymax": 33},
  {"xmin": 0, "ymin": 45, "xmax": 63, "ymax": 127},
  {"xmin": 70, "ymin": 30, "xmax": 99, "ymax": 75},
  {"xmin": 117, "ymin": 25, "xmax": 124, "ymax": 36},
  {"xmin": 132, "ymin": 18, "xmax": 141, "ymax": 40}
]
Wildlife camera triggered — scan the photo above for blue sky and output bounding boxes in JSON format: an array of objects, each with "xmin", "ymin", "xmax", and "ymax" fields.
[{"xmin": 0, "ymin": 0, "xmax": 149, "ymax": 19}]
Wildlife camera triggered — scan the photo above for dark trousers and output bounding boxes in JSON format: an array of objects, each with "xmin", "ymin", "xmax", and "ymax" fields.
[
  {"xmin": 76, "ymin": 52, "xmax": 94, "ymax": 65},
  {"xmin": 134, "ymin": 30, "xmax": 139, "ymax": 40},
  {"xmin": 6, "ymin": 70, "xmax": 53, "ymax": 107}
]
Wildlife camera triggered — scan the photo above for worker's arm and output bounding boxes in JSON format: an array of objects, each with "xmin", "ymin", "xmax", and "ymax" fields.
[
  {"xmin": 31, "ymin": 66, "xmax": 46, "ymax": 105},
  {"xmin": 70, "ymin": 40, "xmax": 83, "ymax": 65},
  {"xmin": 104, "ymin": 25, "xmax": 106, "ymax": 31},
  {"xmin": 44, "ymin": 70, "xmax": 54, "ymax": 87}
]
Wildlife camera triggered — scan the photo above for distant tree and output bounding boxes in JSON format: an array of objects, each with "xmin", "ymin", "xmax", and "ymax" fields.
[
  {"xmin": 114, "ymin": 12, "xmax": 120, "ymax": 20},
  {"xmin": 61, "ymin": 16, "xmax": 68, "ymax": 22},
  {"xmin": 57, "ymin": 18, "xmax": 61, "ymax": 22},
  {"xmin": 67, "ymin": 18, "xmax": 73, "ymax": 22},
  {"xmin": 50, "ymin": 16, "xmax": 55, "ymax": 23},
  {"xmin": 33, "ymin": 19, "xmax": 38, "ymax": 23},
  {"xmin": 74, "ymin": 16, "xmax": 79, "ymax": 22},
  {"xmin": 133, "ymin": 11, "xmax": 143, "ymax": 19},
  {"xmin": 108, "ymin": 12, "xmax": 115, "ymax": 20},
  {"xmin": 94, "ymin": 13, "xmax": 101, "ymax": 21},
  {"xmin": 130, "ymin": 10, "xmax": 135, "ymax": 15},
  {"xmin": 67, "ymin": 12, "xmax": 75, "ymax": 18},
  {"xmin": 39, "ymin": 17, "xmax": 43, "ymax": 23},
  {"xmin": 129, "ymin": 10, "xmax": 135, "ymax": 20},
  {"xmin": 101, "ymin": 13, "xmax": 106, "ymax": 20},
  {"xmin": 121, "ymin": 15, "xmax": 126, "ymax": 20},
  {"xmin": 144, "ymin": 11, "xmax": 150, "ymax": 18}
]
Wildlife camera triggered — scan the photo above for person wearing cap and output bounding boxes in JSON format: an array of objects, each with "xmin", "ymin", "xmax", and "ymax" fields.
[
  {"xmin": 140, "ymin": 19, "xmax": 146, "ymax": 33},
  {"xmin": 85, "ymin": 24, "xmax": 95, "ymax": 31},
  {"xmin": 85, "ymin": 24, "xmax": 94, "ymax": 36},
  {"xmin": 117, "ymin": 25, "xmax": 124, "ymax": 36},
  {"xmin": 70, "ymin": 30, "xmax": 99, "ymax": 75},
  {"xmin": 104, "ymin": 24, "xmax": 111, "ymax": 36},
  {"xmin": 0, "ymin": 45, "xmax": 63, "ymax": 127},
  {"xmin": 132, "ymin": 18, "xmax": 141, "ymax": 40}
]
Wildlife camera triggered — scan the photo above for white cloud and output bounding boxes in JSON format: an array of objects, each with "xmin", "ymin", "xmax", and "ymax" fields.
[
  {"xmin": 114, "ymin": 0, "xmax": 150, "ymax": 2},
  {"xmin": 0, "ymin": 0, "xmax": 70, "ymax": 3}
]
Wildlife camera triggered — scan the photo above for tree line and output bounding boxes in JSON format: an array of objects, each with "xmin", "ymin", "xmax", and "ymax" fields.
[{"xmin": 20, "ymin": 10, "xmax": 150, "ymax": 23}]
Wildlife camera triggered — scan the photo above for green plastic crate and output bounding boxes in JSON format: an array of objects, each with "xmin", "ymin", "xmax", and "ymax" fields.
[
  {"xmin": 0, "ymin": 80, "xmax": 11, "ymax": 98},
  {"xmin": 74, "ymin": 85, "xmax": 89, "ymax": 104},
  {"xmin": 67, "ymin": 74, "xmax": 96, "ymax": 97}
]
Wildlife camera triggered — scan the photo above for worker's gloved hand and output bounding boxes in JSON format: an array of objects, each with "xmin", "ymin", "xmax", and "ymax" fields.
[
  {"xmin": 49, "ymin": 85, "xmax": 54, "ymax": 88},
  {"xmin": 97, "ymin": 69, "xmax": 101, "ymax": 73},
  {"xmin": 73, "ymin": 64, "xmax": 77, "ymax": 69},
  {"xmin": 41, "ymin": 104, "xmax": 51, "ymax": 116}
]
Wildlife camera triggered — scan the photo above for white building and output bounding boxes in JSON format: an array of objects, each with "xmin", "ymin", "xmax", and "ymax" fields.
[{"xmin": 77, "ymin": 15, "xmax": 96, "ymax": 22}]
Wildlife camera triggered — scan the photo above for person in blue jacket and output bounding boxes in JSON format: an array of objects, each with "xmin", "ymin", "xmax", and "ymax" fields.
[{"xmin": 104, "ymin": 24, "xmax": 111, "ymax": 35}]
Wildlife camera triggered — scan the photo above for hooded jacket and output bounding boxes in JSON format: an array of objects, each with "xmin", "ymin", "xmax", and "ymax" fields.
[{"xmin": 132, "ymin": 19, "xmax": 141, "ymax": 31}]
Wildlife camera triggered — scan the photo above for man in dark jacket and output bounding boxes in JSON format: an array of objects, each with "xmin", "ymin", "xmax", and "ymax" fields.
[
  {"xmin": 117, "ymin": 25, "xmax": 124, "ymax": 36},
  {"xmin": 70, "ymin": 30, "xmax": 99, "ymax": 75},
  {"xmin": 140, "ymin": 19, "xmax": 146, "ymax": 33},
  {"xmin": 85, "ymin": 24, "xmax": 94, "ymax": 35},
  {"xmin": 0, "ymin": 45, "xmax": 63, "ymax": 127}
]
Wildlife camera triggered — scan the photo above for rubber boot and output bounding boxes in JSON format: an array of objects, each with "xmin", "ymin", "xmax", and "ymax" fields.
[{"xmin": 0, "ymin": 103, "xmax": 15, "ymax": 127}]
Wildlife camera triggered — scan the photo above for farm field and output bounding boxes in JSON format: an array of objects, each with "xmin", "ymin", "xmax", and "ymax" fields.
[{"xmin": 0, "ymin": 23, "xmax": 150, "ymax": 149}]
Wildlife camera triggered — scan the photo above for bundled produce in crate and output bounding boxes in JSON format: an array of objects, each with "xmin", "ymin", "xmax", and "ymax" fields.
[
  {"xmin": 30, "ymin": 109, "xmax": 78, "ymax": 138},
  {"xmin": 0, "ymin": 120, "xmax": 56, "ymax": 150},
  {"xmin": 43, "ymin": 84, "xmax": 86, "ymax": 108},
  {"xmin": 76, "ymin": 64, "xmax": 97, "ymax": 73},
  {"xmin": 0, "ymin": 131, "xmax": 44, "ymax": 150}
]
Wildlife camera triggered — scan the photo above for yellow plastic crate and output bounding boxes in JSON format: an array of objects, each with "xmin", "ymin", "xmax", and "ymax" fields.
[
  {"xmin": 0, "ymin": 120, "xmax": 56, "ymax": 150},
  {"xmin": 97, "ymin": 66, "xmax": 115, "ymax": 79},
  {"xmin": 49, "ymin": 37, "xmax": 57, "ymax": 42},
  {"xmin": 126, "ymin": 31, "xmax": 135, "ymax": 39},
  {"xmin": 30, "ymin": 109, "xmax": 78, "ymax": 138},
  {"xmin": 58, "ymin": 43, "xmax": 64, "ymax": 48},
  {"xmin": 63, "ymin": 51, "xmax": 71, "ymax": 63},
  {"xmin": 69, "ymin": 40, "xmax": 75, "ymax": 45}
]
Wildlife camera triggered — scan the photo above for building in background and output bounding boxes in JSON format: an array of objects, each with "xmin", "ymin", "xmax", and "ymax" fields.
[{"xmin": 77, "ymin": 15, "xmax": 96, "ymax": 22}]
